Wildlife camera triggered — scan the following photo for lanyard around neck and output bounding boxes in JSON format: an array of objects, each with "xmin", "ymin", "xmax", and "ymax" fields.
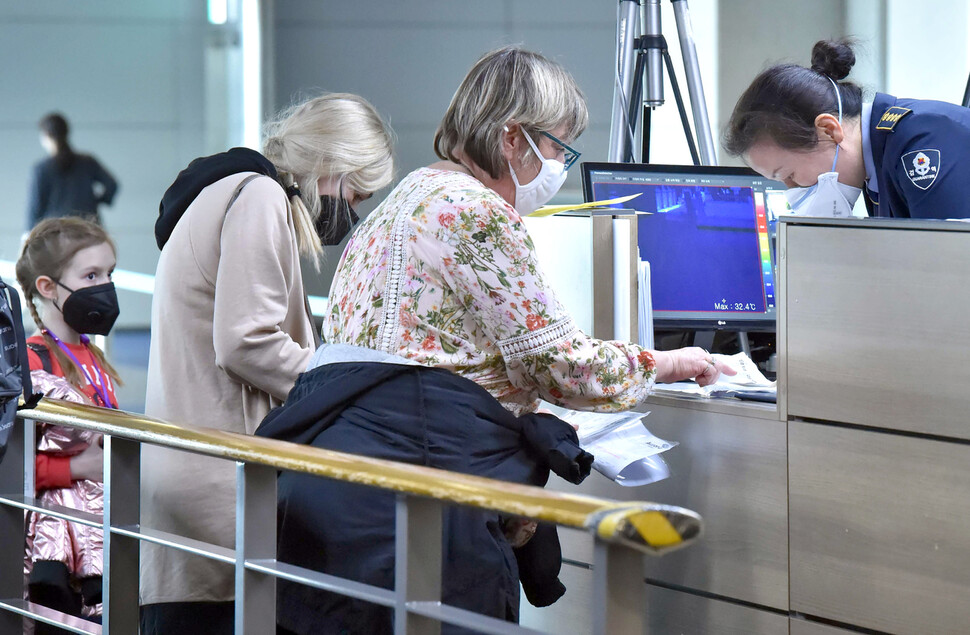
[{"xmin": 43, "ymin": 329, "xmax": 116, "ymax": 409}]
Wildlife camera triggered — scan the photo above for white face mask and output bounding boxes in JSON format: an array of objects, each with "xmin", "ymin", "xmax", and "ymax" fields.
[
  {"xmin": 507, "ymin": 127, "xmax": 567, "ymax": 215},
  {"xmin": 782, "ymin": 77, "xmax": 865, "ymax": 219},
  {"xmin": 784, "ymin": 172, "xmax": 863, "ymax": 218}
]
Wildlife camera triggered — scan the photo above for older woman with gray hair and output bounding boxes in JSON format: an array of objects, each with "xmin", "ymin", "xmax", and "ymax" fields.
[
  {"xmin": 141, "ymin": 93, "xmax": 394, "ymax": 635},
  {"xmin": 256, "ymin": 46, "xmax": 732, "ymax": 634},
  {"xmin": 327, "ymin": 46, "xmax": 731, "ymax": 417}
]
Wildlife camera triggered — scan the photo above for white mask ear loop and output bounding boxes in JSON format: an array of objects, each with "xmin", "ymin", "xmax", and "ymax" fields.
[
  {"xmin": 826, "ymin": 76, "xmax": 843, "ymax": 172},
  {"xmin": 503, "ymin": 124, "xmax": 540, "ymax": 159},
  {"xmin": 504, "ymin": 124, "xmax": 541, "ymax": 186},
  {"xmin": 503, "ymin": 125, "xmax": 522, "ymax": 186}
]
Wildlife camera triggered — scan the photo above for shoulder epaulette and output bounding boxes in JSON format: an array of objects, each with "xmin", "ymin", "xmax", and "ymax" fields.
[{"xmin": 875, "ymin": 106, "xmax": 912, "ymax": 132}]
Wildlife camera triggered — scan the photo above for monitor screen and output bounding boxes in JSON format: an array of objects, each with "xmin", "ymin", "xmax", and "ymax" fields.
[{"xmin": 582, "ymin": 162, "xmax": 789, "ymax": 331}]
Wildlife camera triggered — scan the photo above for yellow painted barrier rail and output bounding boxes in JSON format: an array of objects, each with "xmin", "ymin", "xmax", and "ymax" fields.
[{"xmin": 0, "ymin": 398, "xmax": 703, "ymax": 634}]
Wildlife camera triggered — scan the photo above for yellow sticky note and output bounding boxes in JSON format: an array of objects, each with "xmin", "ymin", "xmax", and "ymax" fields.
[{"xmin": 527, "ymin": 193, "xmax": 642, "ymax": 217}]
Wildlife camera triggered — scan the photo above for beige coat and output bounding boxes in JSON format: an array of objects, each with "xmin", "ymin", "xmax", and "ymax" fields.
[{"xmin": 141, "ymin": 173, "xmax": 315, "ymax": 605}]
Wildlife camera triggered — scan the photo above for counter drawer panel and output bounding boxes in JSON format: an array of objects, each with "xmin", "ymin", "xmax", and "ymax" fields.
[
  {"xmin": 520, "ymin": 565, "xmax": 790, "ymax": 635},
  {"xmin": 784, "ymin": 225, "xmax": 970, "ymax": 439},
  {"xmin": 644, "ymin": 584, "xmax": 789, "ymax": 635},
  {"xmin": 552, "ymin": 402, "xmax": 789, "ymax": 610},
  {"xmin": 790, "ymin": 618, "xmax": 862, "ymax": 635},
  {"xmin": 789, "ymin": 421, "xmax": 970, "ymax": 634}
]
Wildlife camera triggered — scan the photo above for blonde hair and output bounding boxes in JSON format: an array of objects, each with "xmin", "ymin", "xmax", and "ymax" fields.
[
  {"xmin": 15, "ymin": 217, "xmax": 122, "ymax": 390},
  {"xmin": 434, "ymin": 46, "xmax": 588, "ymax": 179},
  {"xmin": 262, "ymin": 93, "xmax": 395, "ymax": 264}
]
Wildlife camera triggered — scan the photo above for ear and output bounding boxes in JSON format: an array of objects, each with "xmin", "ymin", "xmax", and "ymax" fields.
[
  {"xmin": 35, "ymin": 275, "xmax": 58, "ymax": 302},
  {"xmin": 500, "ymin": 122, "xmax": 520, "ymax": 163},
  {"xmin": 814, "ymin": 113, "xmax": 844, "ymax": 144}
]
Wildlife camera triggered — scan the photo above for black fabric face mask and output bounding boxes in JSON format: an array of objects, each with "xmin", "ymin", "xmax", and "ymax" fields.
[
  {"xmin": 316, "ymin": 195, "xmax": 360, "ymax": 246},
  {"xmin": 55, "ymin": 281, "xmax": 120, "ymax": 336}
]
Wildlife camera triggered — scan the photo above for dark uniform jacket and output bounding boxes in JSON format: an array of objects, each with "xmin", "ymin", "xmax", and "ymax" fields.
[
  {"xmin": 27, "ymin": 154, "xmax": 118, "ymax": 230},
  {"xmin": 867, "ymin": 92, "xmax": 970, "ymax": 219},
  {"xmin": 255, "ymin": 350, "xmax": 593, "ymax": 635}
]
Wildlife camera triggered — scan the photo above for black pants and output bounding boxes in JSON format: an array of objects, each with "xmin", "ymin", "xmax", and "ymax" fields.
[
  {"xmin": 140, "ymin": 601, "xmax": 234, "ymax": 635},
  {"xmin": 28, "ymin": 561, "xmax": 101, "ymax": 634}
]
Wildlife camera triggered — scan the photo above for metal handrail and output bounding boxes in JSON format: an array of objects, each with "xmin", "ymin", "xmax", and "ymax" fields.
[
  {"xmin": 20, "ymin": 398, "xmax": 700, "ymax": 552},
  {"xmin": 2, "ymin": 398, "xmax": 704, "ymax": 634}
]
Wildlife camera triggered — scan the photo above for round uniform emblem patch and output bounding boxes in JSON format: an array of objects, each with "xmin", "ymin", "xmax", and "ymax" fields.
[{"xmin": 901, "ymin": 149, "xmax": 940, "ymax": 190}]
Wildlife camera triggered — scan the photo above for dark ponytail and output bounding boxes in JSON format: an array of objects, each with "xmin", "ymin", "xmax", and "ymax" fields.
[
  {"xmin": 39, "ymin": 112, "xmax": 76, "ymax": 172},
  {"xmin": 723, "ymin": 38, "xmax": 863, "ymax": 157}
]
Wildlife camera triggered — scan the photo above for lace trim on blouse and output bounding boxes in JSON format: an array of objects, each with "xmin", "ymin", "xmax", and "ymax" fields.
[
  {"xmin": 497, "ymin": 316, "xmax": 580, "ymax": 361},
  {"xmin": 375, "ymin": 201, "xmax": 412, "ymax": 353},
  {"xmin": 375, "ymin": 171, "xmax": 475, "ymax": 354}
]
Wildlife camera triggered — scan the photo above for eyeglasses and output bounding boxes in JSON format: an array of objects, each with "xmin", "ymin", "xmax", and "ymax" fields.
[{"xmin": 540, "ymin": 131, "xmax": 581, "ymax": 171}]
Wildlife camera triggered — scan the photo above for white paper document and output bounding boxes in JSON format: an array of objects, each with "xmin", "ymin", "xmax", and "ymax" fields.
[
  {"xmin": 556, "ymin": 409, "xmax": 677, "ymax": 487},
  {"xmin": 651, "ymin": 351, "xmax": 775, "ymax": 399}
]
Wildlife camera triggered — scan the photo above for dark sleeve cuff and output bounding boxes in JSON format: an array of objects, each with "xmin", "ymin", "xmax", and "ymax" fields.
[
  {"xmin": 521, "ymin": 413, "xmax": 594, "ymax": 485},
  {"xmin": 548, "ymin": 438, "xmax": 594, "ymax": 485}
]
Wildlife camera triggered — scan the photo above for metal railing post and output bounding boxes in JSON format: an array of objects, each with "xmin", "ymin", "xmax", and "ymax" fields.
[
  {"xmin": 0, "ymin": 416, "xmax": 26, "ymax": 633},
  {"xmin": 235, "ymin": 461, "xmax": 277, "ymax": 634},
  {"xmin": 592, "ymin": 539, "xmax": 647, "ymax": 635},
  {"xmin": 102, "ymin": 434, "xmax": 141, "ymax": 632},
  {"xmin": 394, "ymin": 494, "xmax": 441, "ymax": 635}
]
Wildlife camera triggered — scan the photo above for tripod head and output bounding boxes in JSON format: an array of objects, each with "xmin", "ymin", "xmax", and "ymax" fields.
[{"xmin": 609, "ymin": 0, "xmax": 717, "ymax": 165}]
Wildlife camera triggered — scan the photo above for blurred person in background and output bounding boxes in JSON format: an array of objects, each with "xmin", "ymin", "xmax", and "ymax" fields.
[{"xmin": 26, "ymin": 113, "xmax": 119, "ymax": 232}]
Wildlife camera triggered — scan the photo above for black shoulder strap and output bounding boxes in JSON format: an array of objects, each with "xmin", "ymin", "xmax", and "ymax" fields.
[
  {"xmin": 225, "ymin": 174, "xmax": 263, "ymax": 216},
  {"xmin": 27, "ymin": 342, "xmax": 53, "ymax": 375},
  {"xmin": 1, "ymin": 280, "xmax": 37, "ymax": 407}
]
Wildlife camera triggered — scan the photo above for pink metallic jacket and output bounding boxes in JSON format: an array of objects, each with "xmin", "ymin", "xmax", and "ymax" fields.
[{"xmin": 24, "ymin": 370, "xmax": 103, "ymax": 616}]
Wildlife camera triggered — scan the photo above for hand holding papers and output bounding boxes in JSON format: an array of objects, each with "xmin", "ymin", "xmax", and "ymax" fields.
[
  {"xmin": 651, "ymin": 351, "xmax": 776, "ymax": 400},
  {"xmin": 556, "ymin": 409, "xmax": 677, "ymax": 487}
]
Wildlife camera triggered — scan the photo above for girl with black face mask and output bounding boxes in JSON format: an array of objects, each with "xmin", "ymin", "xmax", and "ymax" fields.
[
  {"xmin": 17, "ymin": 216, "xmax": 121, "ymax": 400},
  {"xmin": 15, "ymin": 216, "xmax": 123, "ymax": 629}
]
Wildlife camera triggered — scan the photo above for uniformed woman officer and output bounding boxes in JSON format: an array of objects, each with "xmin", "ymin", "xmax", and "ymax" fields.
[{"xmin": 724, "ymin": 38, "xmax": 970, "ymax": 220}]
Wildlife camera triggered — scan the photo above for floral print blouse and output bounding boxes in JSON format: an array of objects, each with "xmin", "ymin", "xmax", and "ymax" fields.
[{"xmin": 324, "ymin": 167, "xmax": 656, "ymax": 415}]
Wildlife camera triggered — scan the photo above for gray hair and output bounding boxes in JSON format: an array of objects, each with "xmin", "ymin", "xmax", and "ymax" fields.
[
  {"xmin": 262, "ymin": 93, "xmax": 395, "ymax": 262},
  {"xmin": 434, "ymin": 46, "xmax": 588, "ymax": 180}
]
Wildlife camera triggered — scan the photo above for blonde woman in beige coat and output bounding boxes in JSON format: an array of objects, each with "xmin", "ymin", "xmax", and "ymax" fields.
[{"xmin": 140, "ymin": 94, "xmax": 394, "ymax": 635}]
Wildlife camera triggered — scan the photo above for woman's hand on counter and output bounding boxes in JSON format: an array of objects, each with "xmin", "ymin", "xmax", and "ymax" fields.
[{"xmin": 652, "ymin": 347, "xmax": 737, "ymax": 386}]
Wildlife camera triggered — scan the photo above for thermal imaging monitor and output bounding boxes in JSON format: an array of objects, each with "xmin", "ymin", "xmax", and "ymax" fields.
[{"xmin": 582, "ymin": 162, "xmax": 789, "ymax": 331}]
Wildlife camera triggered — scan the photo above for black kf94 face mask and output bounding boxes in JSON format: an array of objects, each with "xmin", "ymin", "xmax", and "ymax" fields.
[
  {"xmin": 56, "ymin": 281, "xmax": 120, "ymax": 336},
  {"xmin": 316, "ymin": 195, "xmax": 360, "ymax": 246}
]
